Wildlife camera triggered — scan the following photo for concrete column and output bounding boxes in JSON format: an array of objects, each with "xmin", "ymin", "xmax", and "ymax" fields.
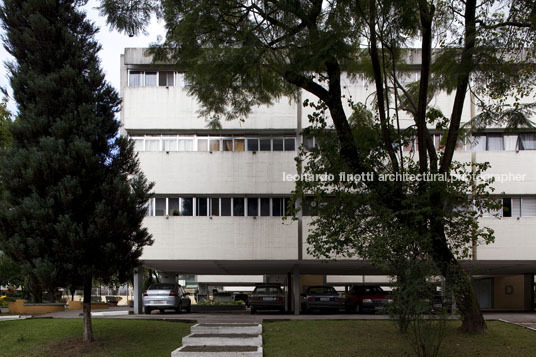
[
  {"xmin": 293, "ymin": 267, "xmax": 300, "ymax": 315},
  {"xmin": 133, "ymin": 266, "xmax": 143, "ymax": 314}
]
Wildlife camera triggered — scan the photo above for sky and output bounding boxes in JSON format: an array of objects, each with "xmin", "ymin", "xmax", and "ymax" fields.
[{"xmin": 0, "ymin": 0, "xmax": 166, "ymax": 114}]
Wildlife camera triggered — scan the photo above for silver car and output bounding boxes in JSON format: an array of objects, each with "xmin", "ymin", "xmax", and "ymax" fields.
[
  {"xmin": 143, "ymin": 283, "xmax": 191, "ymax": 314},
  {"xmin": 301, "ymin": 285, "xmax": 342, "ymax": 313}
]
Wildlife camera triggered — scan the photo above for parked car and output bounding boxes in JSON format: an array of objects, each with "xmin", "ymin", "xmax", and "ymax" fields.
[
  {"xmin": 234, "ymin": 293, "xmax": 250, "ymax": 307},
  {"xmin": 301, "ymin": 285, "xmax": 343, "ymax": 313},
  {"xmin": 143, "ymin": 283, "xmax": 191, "ymax": 314},
  {"xmin": 250, "ymin": 284, "xmax": 285, "ymax": 314},
  {"xmin": 345, "ymin": 285, "xmax": 392, "ymax": 314}
]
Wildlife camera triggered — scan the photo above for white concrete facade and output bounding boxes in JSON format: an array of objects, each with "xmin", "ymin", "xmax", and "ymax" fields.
[{"xmin": 121, "ymin": 48, "xmax": 536, "ymax": 310}]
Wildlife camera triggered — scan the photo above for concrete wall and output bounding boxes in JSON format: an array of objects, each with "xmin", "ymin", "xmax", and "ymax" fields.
[
  {"xmin": 141, "ymin": 217, "xmax": 298, "ymax": 261},
  {"xmin": 137, "ymin": 151, "xmax": 297, "ymax": 195},
  {"xmin": 477, "ymin": 217, "xmax": 536, "ymax": 260}
]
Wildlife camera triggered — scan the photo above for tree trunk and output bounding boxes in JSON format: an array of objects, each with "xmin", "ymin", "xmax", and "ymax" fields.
[
  {"xmin": 82, "ymin": 278, "xmax": 94, "ymax": 343},
  {"xmin": 430, "ymin": 215, "xmax": 487, "ymax": 333},
  {"xmin": 29, "ymin": 275, "xmax": 42, "ymax": 303}
]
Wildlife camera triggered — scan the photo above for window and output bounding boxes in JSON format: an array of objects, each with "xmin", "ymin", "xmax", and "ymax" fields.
[
  {"xmin": 272, "ymin": 138, "xmax": 284, "ymax": 151},
  {"xmin": 145, "ymin": 72, "xmax": 157, "ymax": 86},
  {"xmin": 197, "ymin": 139, "xmax": 208, "ymax": 152},
  {"xmin": 209, "ymin": 139, "xmax": 220, "ymax": 152},
  {"xmin": 211, "ymin": 198, "xmax": 219, "ymax": 216},
  {"xmin": 233, "ymin": 198, "xmax": 245, "ymax": 216},
  {"xmin": 522, "ymin": 198, "xmax": 536, "ymax": 216},
  {"xmin": 284, "ymin": 138, "xmax": 295, "ymax": 151},
  {"xmin": 248, "ymin": 198, "xmax": 259, "ymax": 216},
  {"xmin": 519, "ymin": 133, "xmax": 536, "ymax": 150},
  {"xmin": 145, "ymin": 198, "xmax": 154, "ymax": 216},
  {"xmin": 471, "ymin": 136, "xmax": 486, "ymax": 152},
  {"xmin": 155, "ymin": 198, "xmax": 166, "ymax": 216},
  {"xmin": 223, "ymin": 139, "xmax": 233, "ymax": 151},
  {"xmin": 260, "ymin": 139, "xmax": 271, "ymax": 151},
  {"xmin": 512, "ymin": 198, "xmax": 521, "ymax": 217},
  {"xmin": 304, "ymin": 136, "xmax": 316, "ymax": 150},
  {"xmin": 502, "ymin": 198, "xmax": 512, "ymax": 217},
  {"xmin": 178, "ymin": 139, "xmax": 193, "ymax": 151},
  {"xmin": 487, "ymin": 134, "xmax": 504, "ymax": 151},
  {"xmin": 163, "ymin": 139, "xmax": 178, "ymax": 151},
  {"xmin": 129, "ymin": 71, "xmax": 142, "ymax": 87},
  {"xmin": 221, "ymin": 198, "xmax": 232, "ymax": 216},
  {"xmin": 133, "ymin": 139, "xmax": 144, "ymax": 151},
  {"xmin": 197, "ymin": 198, "xmax": 208, "ymax": 216},
  {"xmin": 234, "ymin": 139, "xmax": 245, "ymax": 152},
  {"xmin": 504, "ymin": 135, "xmax": 518, "ymax": 151},
  {"xmin": 181, "ymin": 198, "xmax": 193, "ymax": 216},
  {"xmin": 159, "ymin": 71, "xmax": 174, "ymax": 86},
  {"xmin": 260, "ymin": 198, "xmax": 270, "ymax": 216},
  {"xmin": 272, "ymin": 198, "xmax": 284, "ymax": 216},
  {"xmin": 168, "ymin": 198, "xmax": 181, "ymax": 216},
  {"xmin": 247, "ymin": 138, "xmax": 259, "ymax": 151},
  {"xmin": 145, "ymin": 139, "xmax": 160, "ymax": 152}
]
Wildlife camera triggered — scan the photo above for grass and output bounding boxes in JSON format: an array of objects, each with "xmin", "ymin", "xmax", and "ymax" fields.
[
  {"xmin": 0, "ymin": 318, "xmax": 192, "ymax": 356},
  {"xmin": 263, "ymin": 320, "xmax": 536, "ymax": 356}
]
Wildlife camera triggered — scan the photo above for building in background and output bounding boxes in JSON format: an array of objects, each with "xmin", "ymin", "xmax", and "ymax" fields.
[{"xmin": 121, "ymin": 48, "xmax": 536, "ymax": 313}]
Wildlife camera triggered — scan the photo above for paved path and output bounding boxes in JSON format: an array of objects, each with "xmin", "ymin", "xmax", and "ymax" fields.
[{"xmin": 32, "ymin": 307, "xmax": 536, "ymax": 324}]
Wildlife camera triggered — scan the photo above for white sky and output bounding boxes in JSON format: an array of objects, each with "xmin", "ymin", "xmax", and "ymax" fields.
[{"xmin": 0, "ymin": 0, "xmax": 166, "ymax": 114}]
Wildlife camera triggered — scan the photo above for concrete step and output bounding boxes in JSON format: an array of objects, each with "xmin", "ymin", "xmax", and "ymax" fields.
[
  {"xmin": 181, "ymin": 333, "xmax": 262, "ymax": 347},
  {"xmin": 171, "ymin": 345, "xmax": 262, "ymax": 357},
  {"xmin": 191, "ymin": 323, "xmax": 262, "ymax": 335}
]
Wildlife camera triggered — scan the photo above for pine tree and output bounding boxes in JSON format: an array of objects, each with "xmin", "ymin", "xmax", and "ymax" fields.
[{"xmin": 0, "ymin": 0, "xmax": 153, "ymax": 342}]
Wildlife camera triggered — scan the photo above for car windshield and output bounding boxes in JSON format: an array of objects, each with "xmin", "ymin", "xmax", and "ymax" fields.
[
  {"xmin": 362, "ymin": 286, "xmax": 383, "ymax": 293},
  {"xmin": 148, "ymin": 283, "xmax": 175, "ymax": 290},
  {"xmin": 307, "ymin": 287, "xmax": 337, "ymax": 295},
  {"xmin": 254, "ymin": 286, "xmax": 281, "ymax": 294}
]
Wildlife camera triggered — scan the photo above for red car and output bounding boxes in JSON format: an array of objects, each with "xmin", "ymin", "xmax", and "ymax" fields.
[{"xmin": 344, "ymin": 285, "xmax": 392, "ymax": 314}]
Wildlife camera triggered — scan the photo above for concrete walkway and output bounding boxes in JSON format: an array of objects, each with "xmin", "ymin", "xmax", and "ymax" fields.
[{"xmin": 30, "ymin": 307, "xmax": 536, "ymax": 324}]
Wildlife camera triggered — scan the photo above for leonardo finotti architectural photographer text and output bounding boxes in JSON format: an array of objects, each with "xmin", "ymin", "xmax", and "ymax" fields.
[{"xmin": 282, "ymin": 172, "xmax": 527, "ymax": 183}]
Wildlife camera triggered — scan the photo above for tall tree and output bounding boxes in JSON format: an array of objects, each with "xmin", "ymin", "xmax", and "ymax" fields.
[
  {"xmin": 102, "ymin": 0, "xmax": 536, "ymax": 333},
  {"xmin": 0, "ymin": 0, "xmax": 153, "ymax": 342}
]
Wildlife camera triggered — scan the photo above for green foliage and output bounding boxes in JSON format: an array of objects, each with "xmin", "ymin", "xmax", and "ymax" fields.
[
  {"xmin": 0, "ymin": 0, "xmax": 153, "ymax": 308},
  {"xmin": 0, "ymin": 253, "xmax": 24, "ymax": 288}
]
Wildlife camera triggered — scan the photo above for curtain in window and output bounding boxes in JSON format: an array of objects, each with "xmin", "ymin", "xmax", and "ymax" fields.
[
  {"xmin": 159, "ymin": 71, "xmax": 174, "ymax": 86},
  {"xmin": 176, "ymin": 73, "xmax": 185, "ymax": 87},
  {"xmin": 519, "ymin": 133, "xmax": 536, "ymax": 150},
  {"xmin": 145, "ymin": 139, "xmax": 160, "ymax": 151},
  {"xmin": 133, "ymin": 139, "xmax": 144, "ymax": 151},
  {"xmin": 129, "ymin": 71, "xmax": 142, "ymax": 86},
  {"xmin": 234, "ymin": 139, "xmax": 245, "ymax": 151},
  {"xmin": 197, "ymin": 139, "xmax": 208, "ymax": 151},
  {"xmin": 512, "ymin": 198, "xmax": 521, "ymax": 217},
  {"xmin": 471, "ymin": 136, "xmax": 486, "ymax": 152},
  {"xmin": 223, "ymin": 139, "xmax": 233, "ymax": 151},
  {"xmin": 145, "ymin": 72, "xmax": 157, "ymax": 86},
  {"xmin": 486, "ymin": 134, "xmax": 504, "ymax": 151},
  {"xmin": 178, "ymin": 139, "xmax": 193, "ymax": 151},
  {"xmin": 522, "ymin": 198, "xmax": 536, "ymax": 216},
  {"xmin": 503, "ymin": 135, "xmax": 518, "ymax": 151},
  {"xmin": 163, "ymin": 139, "xmax": 178, "ymax": 151},
  {"xmin": 210, "ymin": 139, "xmax": 220, "ymax": 151}
]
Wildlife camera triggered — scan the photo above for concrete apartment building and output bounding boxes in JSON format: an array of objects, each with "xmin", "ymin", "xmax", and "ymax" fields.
[{"xmin": 121, "ymin": 48, "xmax": 536, "ymax": 313}]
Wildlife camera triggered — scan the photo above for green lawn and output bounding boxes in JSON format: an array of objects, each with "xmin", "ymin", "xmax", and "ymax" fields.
[
  {"xmin": 0, "ymin": 318, "xmax": 192, "ymax": 356},
  {"xmin": 263, "ymin": 320, "xmax": 536, "ymax": 356}
]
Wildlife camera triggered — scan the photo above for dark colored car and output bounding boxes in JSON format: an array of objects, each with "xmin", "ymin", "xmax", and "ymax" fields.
[
  {"xmin": 301, "ymin": 285, "xmax": 342, "ymax": 313},
  {"xmin": 143, "ymin": 283, "xmax": 191, "ymax": 314},
  {"xmin": 250, "ymin": 284, "xmax": 285, "ymax": 314},
  {"xmin": 345, "ymin": 285, "xmax": 392, "ymax": 314},
  {"xmin": 234, "ymin": 293, "xmax": 250, "ymax": 307}
]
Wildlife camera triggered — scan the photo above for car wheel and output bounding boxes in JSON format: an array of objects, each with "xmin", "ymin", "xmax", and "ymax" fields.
[
  {"xmin": 159, "ymin": 309, "xmax": 165, "ymax": 314},
  {"xmin": 144, "ymin": 307, "xmax": 151, "ymax": 315},
  {"xmin": 280, "ymin": 307, "xmax": 285, "ymax": 314},
  {"xmin": 185, "ymin": 303, "xmax": 191, "ymax": 313},
  {"xmin": 344, "ymin": 305, "xmax": 353, "ymax": 313},
  {"xmin": 355, "ymin": 304, "xmax": 361, "ymax": 314},
  {"xmin": 175, "ymin": 303, "xmax": 182, "ymax": 314},
  {"xmin": 250, "ymin": 307, "xmax": 256, "ymax": 314}
]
